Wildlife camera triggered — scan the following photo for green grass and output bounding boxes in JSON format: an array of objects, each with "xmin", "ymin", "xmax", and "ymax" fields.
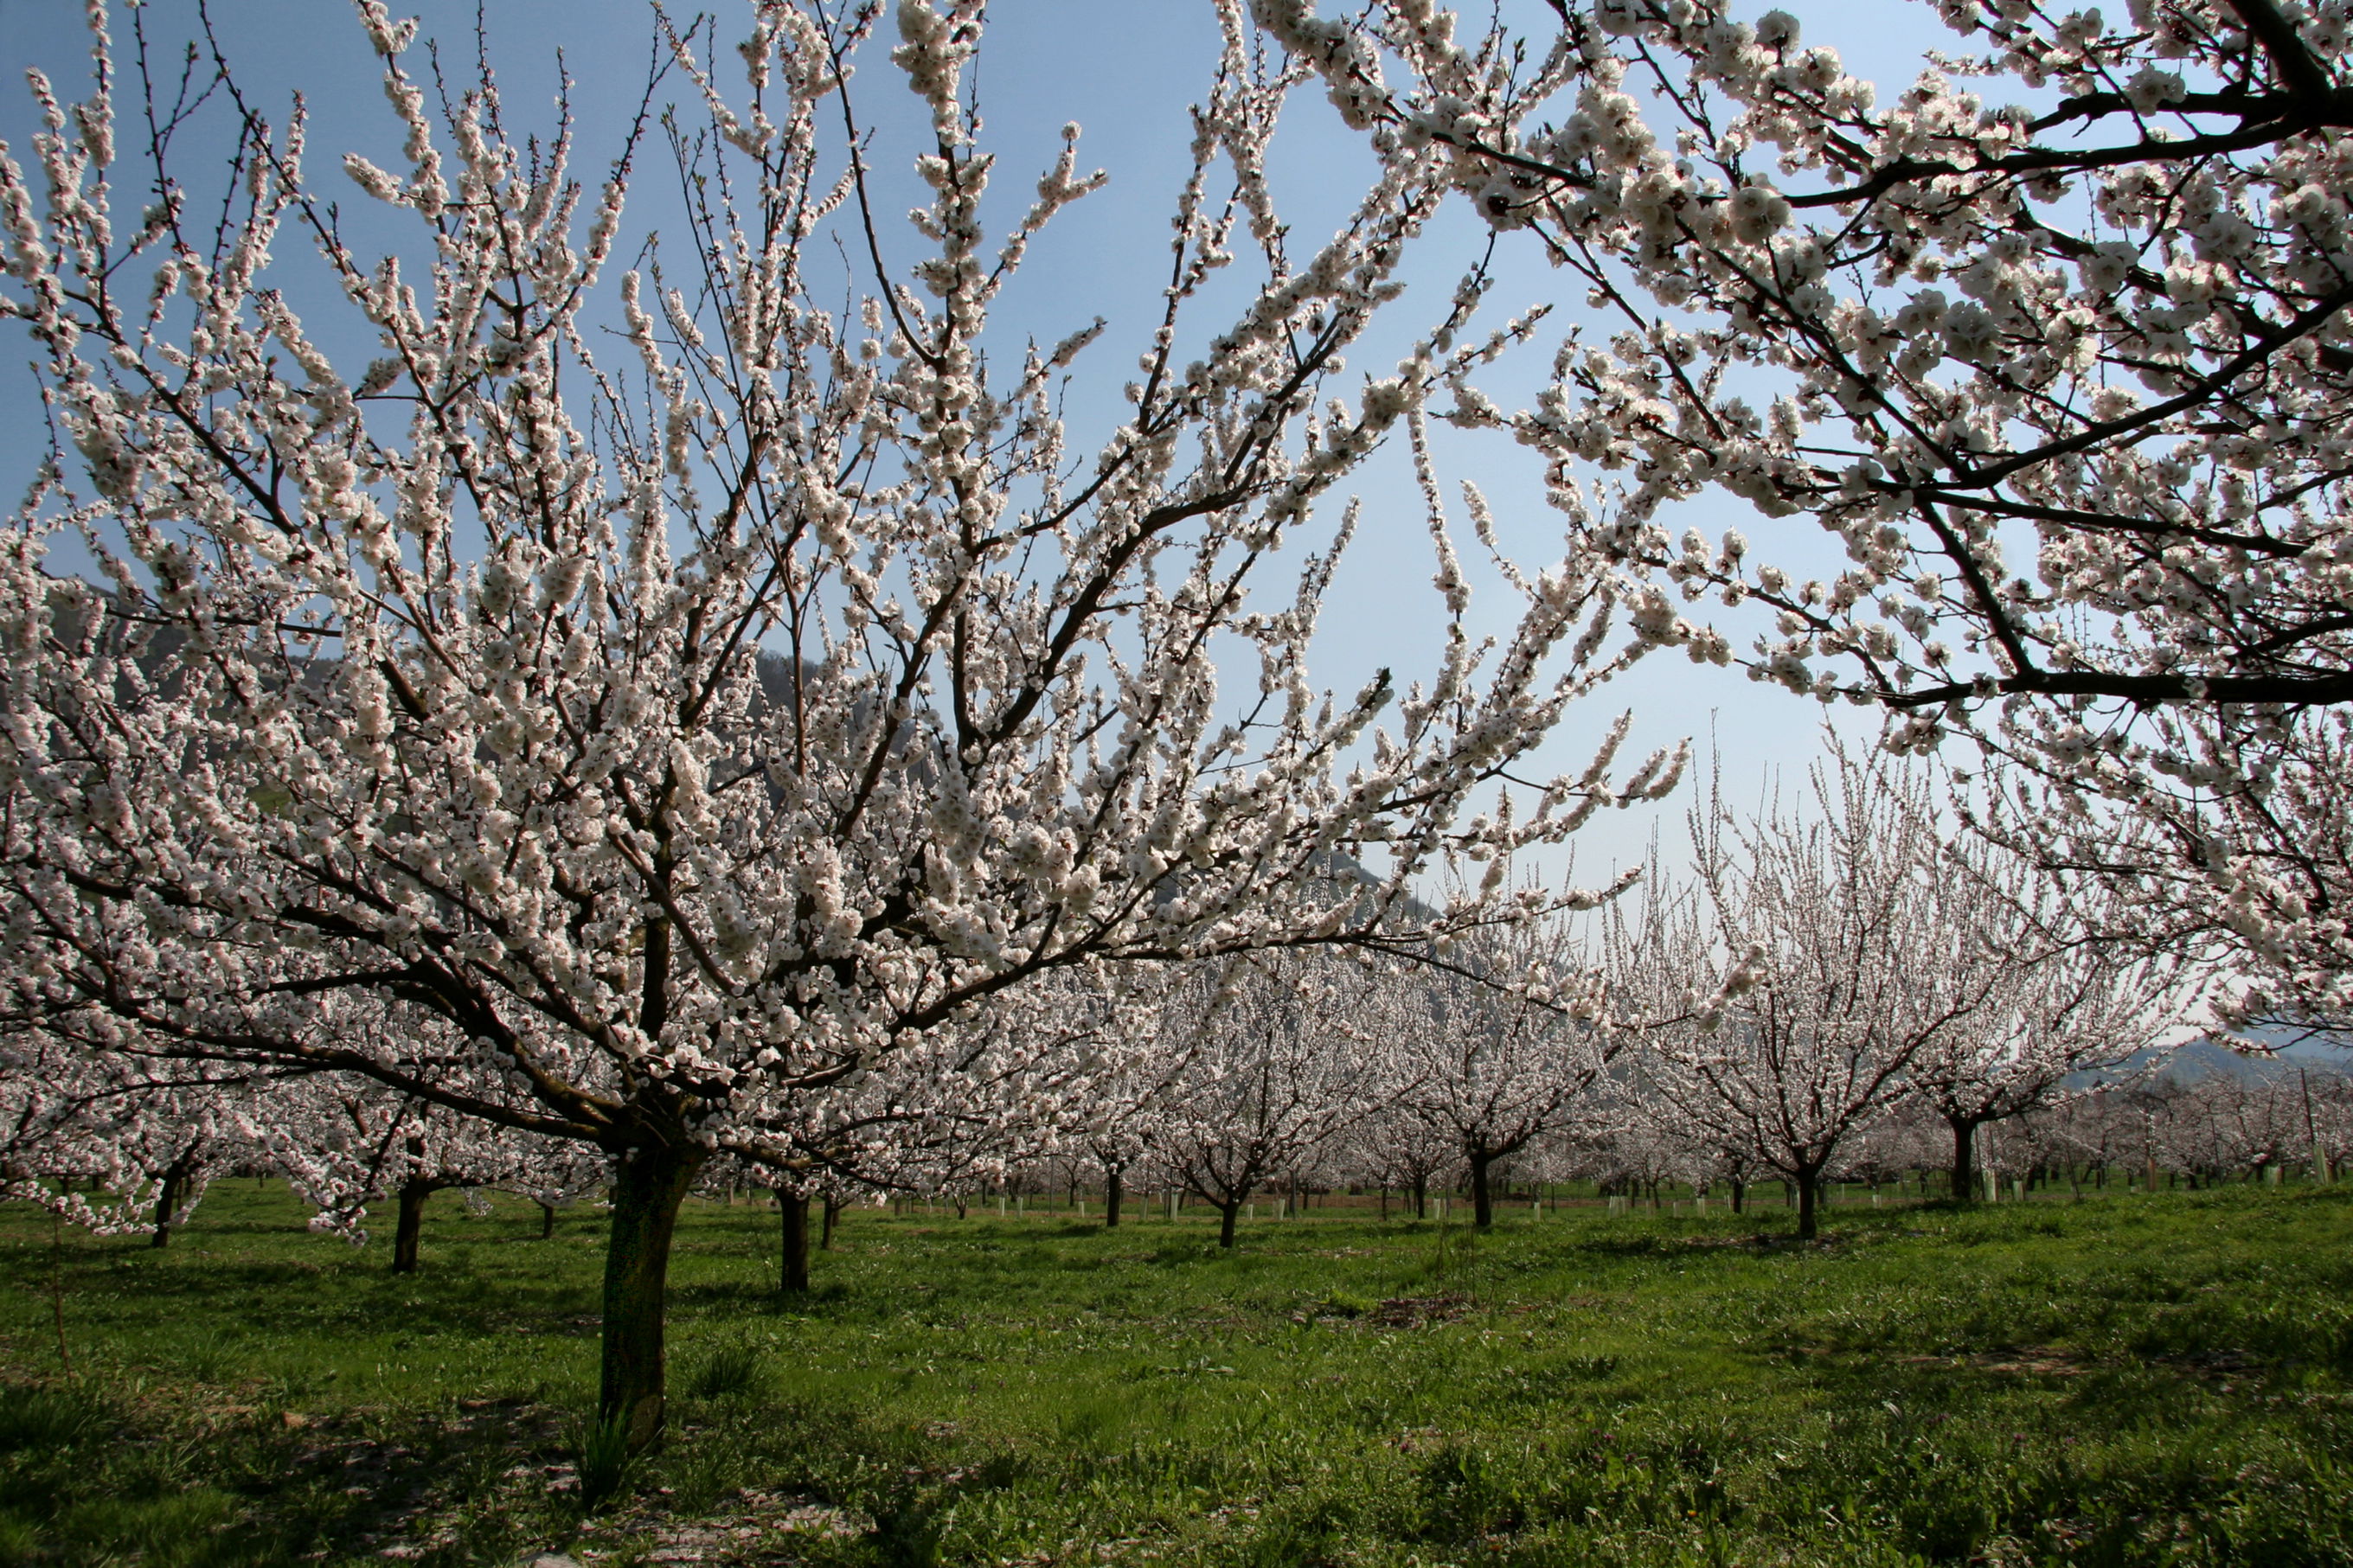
[{"xmin": 3, "ymin": 1184, "xmax": 2350, "ymax": 1565}]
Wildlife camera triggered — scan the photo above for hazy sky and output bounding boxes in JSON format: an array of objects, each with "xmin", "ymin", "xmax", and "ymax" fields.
[{"xmin": 0, "ymin": 0, "xmax": 1967, "ymax": 886}]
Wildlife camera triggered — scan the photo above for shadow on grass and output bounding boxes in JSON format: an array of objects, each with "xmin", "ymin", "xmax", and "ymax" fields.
[
  {"xmin": 0, "ymin": 1379, "xmax": 579, "ymax": 1567},
  {"xmin": 8, "ymin": 1183, "xmax": 2353, "ymax": 1566}
]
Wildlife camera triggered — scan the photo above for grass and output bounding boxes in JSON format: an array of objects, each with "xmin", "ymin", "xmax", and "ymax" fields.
[{"xmin": 2, "ymin": 1182, "xmax": 2350, "ymax": 1565}]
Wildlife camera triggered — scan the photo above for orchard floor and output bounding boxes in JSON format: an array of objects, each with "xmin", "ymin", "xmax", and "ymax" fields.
[{"xmin": 2, "ymin": 1187, "xmax": 2350, "ymax": 1567}]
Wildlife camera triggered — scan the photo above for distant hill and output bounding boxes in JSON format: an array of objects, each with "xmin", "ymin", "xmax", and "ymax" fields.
[{"xmin": 2074, "ymin": 1037, "xmax": 2353, "ymax": 1089}]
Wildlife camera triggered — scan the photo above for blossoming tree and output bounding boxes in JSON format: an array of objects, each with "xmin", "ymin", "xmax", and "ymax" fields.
[
  {"xmin": 1142, "ymin": 951, "xmax": 1380, "ymax": 1247},
  {"xmin": 1263, "ymin": 0, "xmax": 2353, "ymax": 708},
  {"xmin": 1619, "ymin": 745, "xmax": 2073, "ymax": 1238},
  {"xmin": 0, "ymin": 0, "xmax": 1677, "ymax": 1445},
  {"xmin": 1896, "ymin": 824, "xmax": 2175, "ymax": 1198},
  {"xmin": 1257, "ymin": 0, "xmax": 2353, "ymax": 1013},
  {"xmin": 0, "ymin": 1036, "xmax": 272, "ymax": 1245},
  {"xmin": 1377, "ymin": 907, "xmax": 1617, "ymax": 1226},
  {"xmin": 1980, "ymin": 701, "xmax": 2353, "ymax": 1031}
]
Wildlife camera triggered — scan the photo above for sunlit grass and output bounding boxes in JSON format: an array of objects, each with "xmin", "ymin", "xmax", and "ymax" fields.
[{"xmin": 3, "ymin": 1182, "xmax": 2349, "ymax": 1565}]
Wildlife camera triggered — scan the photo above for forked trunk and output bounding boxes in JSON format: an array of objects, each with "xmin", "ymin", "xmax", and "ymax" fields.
[
  {"xmin": 778, "ymin": 1190, "xmax": 811, "ymax": 1293},
  {"xmin": 600, "ymin": 1144, "xmax": 702, "ymax": 1453},
  {"xmin": 1218, "ymin": 1200, "xmax": 1240, "ymax": 1249},
  {"xmin": 391, "ymin": 1179, "xmax": 429, "ymax": 1274},
  {"xmin": 1103, "ymin": 1167, "xmax": 1123, "ymax": 1229},
  {"xmin": 1469, "ymin": 1151, "xmax": 1496, "ymax": 1230}
]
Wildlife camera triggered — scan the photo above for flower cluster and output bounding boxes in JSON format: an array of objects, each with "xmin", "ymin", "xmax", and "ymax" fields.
[{"xmin": 1259, "ymin": 0, "xmax": 2353, "ymax": 1022}]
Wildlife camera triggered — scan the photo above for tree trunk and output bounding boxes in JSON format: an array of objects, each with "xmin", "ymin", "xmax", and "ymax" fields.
[
  {"xmin": 1218, "ymin": 1200, "xmax": 1241, "ymax": 1249},
  {"xmin": 1728, "ymin": 1177, "xmax": 1746, "ymax": 1215},
  {"xmin": 820, "ymin": 1194, "xmax": 839, "ymax": 1250},
  {"xmin": 1469, "ymin": 1151, "xmax": 1496, "ymax": 1230},
  {"xmin": 1103, "ymin": 1167, "xmax": 1123, "ymax": 1229},
  {"xmin": 1411, "ymin": 1174, "xmax": 1427, "ymax": 1219},
  {"xmin": 151, "ymin": 1156, "xmax": 193, "ymax": 1249},
  {"xmin": 1949, "ymin": 1116, "xmax": 1981, "ymax": 1202},
  {"xmin": 1794, "ymin": 1167, "xmax": 1823, "ymax": 1240},
  {"xmin": 538, "ymin": 1200, "xmax": 558, "ymax": 1239},
  {"xmin": 599, "ymin": 1144, "xmax": 702, "ymax": 1454},
  {"xmin": 778, "ymin": 1190, "xmax": 811, "ymax": 1294},
  {"xmin": 392, "ymin": 1178, "xmax": 429, "ymax": 1274},
  {"xmin": 1379, "ymin": 1184, "xmax": 1389, "ymax": 1219}
]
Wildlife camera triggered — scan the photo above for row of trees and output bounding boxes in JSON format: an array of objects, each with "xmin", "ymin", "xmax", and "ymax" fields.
[
  {"xmin": 6, "ymin": 0, "xmax": 2350, "ymax": 1452},
  {"xmin": 805, "ymin": 744, "xmax": 2178, "ymax": 1246},
  {"xmin": 25, "ymin": 739, "xmax": 2173, "ymax": 1263},
  {"xmin": 994, "ymin": 1054, "xmax": 2353, "ymax": 1220},
  {"xmin": 0, "ymin": 0, "xmax": 1686, "ymax": 1448}
]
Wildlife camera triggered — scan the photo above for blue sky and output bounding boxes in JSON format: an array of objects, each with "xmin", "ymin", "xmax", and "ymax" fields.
[{"xmin": 0, "ymin": 0, "xmax": 1968, "ymax": 888}]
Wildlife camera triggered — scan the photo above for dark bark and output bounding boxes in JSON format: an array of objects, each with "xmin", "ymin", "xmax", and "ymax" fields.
[
  {"xmin": 778, "ymin": 1190, "xmax": 811, "ymax": 1294},
  {"xmin": 538, "ymin": 1200, "xmax": 557, "ymax": 1239},
  {"xmin": 1794, "ymin": 1165, "xmax": 1824, "ymax": 1240},
  {"xmin": 391, "ymin": 1179, "xmax": 430, "ymax": 1274},
  {"xmin": 820, "ymin": 1194, "xmax": 839, "ymax": 1250},
  {"xmin": 1411, "ymin": 1174, "xmax": 1427, "ymax": 1219},
  {"xmin": 151, "ymin": 1152, "xmax": 196, "ymax": 1249},
  {"xmin": 1468, "ymin": 1151, "xmax": 1496, "ymax": 1230},
  {"xmin": 151, "ymin": 1173, "xmax": 178, "ymax": 1249},
  {"xmin": 1218, "ymin": 1200, "xmax": 1241, "ymax": 1249},
  {"xmin": 1728, "ymin": 1177, "xmax": 1746, "ymax": 1215},
  {"xmin": 1103, "ymin": 1166, "xmax": 1123, "ymax": 1229},
  {"xmin": 1947, "ymin": 1115, "xmax": 1984, "ymax": 1201},
  {"xmin": 599, "ymin": 1142, "xmax": 702, "ymax": 1453}
]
